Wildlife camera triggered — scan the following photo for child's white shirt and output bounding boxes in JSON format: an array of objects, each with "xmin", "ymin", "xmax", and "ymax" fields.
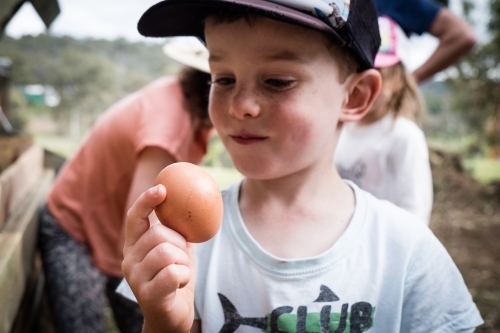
[
  {"xmin": 117, "ymin": 180, "xmax": 482, "ymax": 333},
  {"xmin": 334, "ymin": 113, "xmax": 433, "ymax": 223}
]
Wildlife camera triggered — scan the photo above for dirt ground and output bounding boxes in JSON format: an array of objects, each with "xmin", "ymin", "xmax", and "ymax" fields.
[{"xmin": 429, "ymin": 150, "xmax": 500, "ymax": 332}]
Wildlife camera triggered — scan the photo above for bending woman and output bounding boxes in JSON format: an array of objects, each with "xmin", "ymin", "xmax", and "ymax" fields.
[{"xmin": 39, "ymin": 40, "xmax": 212, "ymax": 333}]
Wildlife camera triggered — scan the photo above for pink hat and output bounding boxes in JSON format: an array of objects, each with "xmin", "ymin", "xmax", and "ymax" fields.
[{"xmin": 374, "ymin": 16, "xmax": 409, "ymax": 68}]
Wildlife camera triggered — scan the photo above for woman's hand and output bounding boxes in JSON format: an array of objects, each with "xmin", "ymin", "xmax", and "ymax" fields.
[{"xmin": 122, "ymin": 185, "xmax": 196, "ymax": 333}]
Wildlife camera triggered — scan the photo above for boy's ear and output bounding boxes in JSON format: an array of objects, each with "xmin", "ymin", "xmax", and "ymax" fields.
[{"xmin": 340, "ymin": 69, "xmax": 382, "ymax": 123}]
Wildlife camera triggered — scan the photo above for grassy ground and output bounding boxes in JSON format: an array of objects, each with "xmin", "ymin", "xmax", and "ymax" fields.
[
  {"xmin": 464, "ymin": 158, "xmax": 500, "ymax": 184},
  {"xmin": 34, "ymin": 134, "xmax": 81, "ymax": 158},
  {"xmin": 34, "ymin": 134, "xmax": 244, "ymax": 188},
  {"xmin": 34, "ymin": 133, "xmax": 500, "ymax": 187},
  {"xmin": 203, "ymin": 166, "xmax": 243, "ymax": 187},
  {"xmin": 426, "ymin": 136, "xmax": 500, "ymax": 184}
]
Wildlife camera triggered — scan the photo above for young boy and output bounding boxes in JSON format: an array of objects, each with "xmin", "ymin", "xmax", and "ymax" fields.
[{"xmin": 120, "ymin": 0, "xmax": 483, "ymax": 332}]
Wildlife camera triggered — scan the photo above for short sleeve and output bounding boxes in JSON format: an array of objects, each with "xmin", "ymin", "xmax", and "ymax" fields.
[
  {"xmin": 401, "ymin": 232, "xmax": 483, "ymax": 332},
  {"xmin": 133, "ymin": 77, "xmax": 192, "ymax": 161},
  {"xmin": 375, "ymin": 0, "xmax": 442, "ymax": 35}
]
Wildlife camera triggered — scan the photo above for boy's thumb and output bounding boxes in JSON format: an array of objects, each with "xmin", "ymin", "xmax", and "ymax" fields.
[{"xmin": 123, "ymin": 185, "xmax": 167, "ymax": 254}]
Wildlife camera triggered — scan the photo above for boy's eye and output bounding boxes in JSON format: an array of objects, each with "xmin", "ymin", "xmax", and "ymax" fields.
[
  {"xmin": 210, "ymin": 77, "xmax": 235, "ymax": 86},
  {"xmin": 265, "ymin": 78, "xmax": 295, "ymax": 89}
]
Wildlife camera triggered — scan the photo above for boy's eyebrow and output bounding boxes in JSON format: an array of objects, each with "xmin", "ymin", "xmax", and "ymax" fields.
[
  {"xmin": 209, "ymin": 51, "xmax": 306, "ymax": 63},
  {"xmin": 263, "ymin": 51, "xmax": 307, "ymax": 63}
]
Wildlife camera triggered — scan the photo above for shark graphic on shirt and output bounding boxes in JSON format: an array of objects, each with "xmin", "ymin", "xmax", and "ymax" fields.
[{"xmin": 217, "ymin": 285, "xmax": 375, "ymax": 333}]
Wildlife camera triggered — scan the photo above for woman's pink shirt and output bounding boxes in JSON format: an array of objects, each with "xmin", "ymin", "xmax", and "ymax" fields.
[{"xmin": 46, "ymin": 77, "xmax": 208, "ymax": 276}]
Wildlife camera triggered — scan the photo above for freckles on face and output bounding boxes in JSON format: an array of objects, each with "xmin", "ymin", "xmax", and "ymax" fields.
[{"xmin": 205, "ymin": 16, "xmax": 347, "ymax": 178}]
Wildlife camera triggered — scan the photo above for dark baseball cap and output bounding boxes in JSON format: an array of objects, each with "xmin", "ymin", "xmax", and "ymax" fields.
[{"xmin": 138, "ymin": 0, "xmax": 380, "ymax": 69}]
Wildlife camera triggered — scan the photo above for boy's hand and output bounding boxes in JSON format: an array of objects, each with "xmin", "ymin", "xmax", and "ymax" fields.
[{"xmin": 122, "ymin": 185, "xmax": 196, "ymax": 333}]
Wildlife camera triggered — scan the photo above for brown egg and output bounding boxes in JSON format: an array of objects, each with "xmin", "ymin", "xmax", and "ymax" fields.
[{"xmin": 154, "ymin": 162, "xmax": 223, "ymax": 243}]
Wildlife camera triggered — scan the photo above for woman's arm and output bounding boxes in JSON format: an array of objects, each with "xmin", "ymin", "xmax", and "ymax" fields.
[
  {"xmin": 125, "ymin": 146, "xmax": 177, "ymax": 218},
  {"xmin": 412, "ymin": 7, "xmax": 477, "ymax": 83}
]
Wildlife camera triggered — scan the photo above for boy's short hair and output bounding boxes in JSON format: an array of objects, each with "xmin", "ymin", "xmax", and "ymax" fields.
[{"xmin": 137, "ymin": 0, "xmax": 381, "ymax": 71}]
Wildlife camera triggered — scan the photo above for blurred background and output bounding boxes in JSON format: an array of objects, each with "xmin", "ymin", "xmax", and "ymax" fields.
[
  {"xmin": 0, "ymin": 0, "xmax": 242, "ymax": 184},
  {"xmin": 0, "ymin": 0, "xmax": 499, "ymax": 332}
]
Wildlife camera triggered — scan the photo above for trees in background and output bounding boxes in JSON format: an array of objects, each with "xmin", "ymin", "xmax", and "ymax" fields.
[
  {"xmin": 448, "ymin": 0, "xmax": 500, "ymax": 157},
  {"xmin": 50, "ymin": 51, "xmax": 115, "ymax": 137},
  {"xmin": 0, "ymin": 34, "xmax": 176, "ymax": 135}
]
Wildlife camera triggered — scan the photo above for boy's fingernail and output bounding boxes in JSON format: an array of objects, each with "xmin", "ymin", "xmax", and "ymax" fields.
[{"xmin": 150, "ymin": 185, "xmax": 159, "ymax": 195}]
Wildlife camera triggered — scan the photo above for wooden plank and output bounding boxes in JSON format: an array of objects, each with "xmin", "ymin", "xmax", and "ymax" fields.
[
  {"xmin": 0, "ymin": 136, "xmax": 32, "ymax": 172},
  {"xmin": 0, "ymin": 143, "xmax": 42, "ymax": 229},
  {"xmin": 10, "ymin": 253, "xmax": 46, "ymax": 333},
  {"xmin": 43, "ymin": 148, "xmax": 66, "ymax": 175},
  {"xmin": 8, "ymin": 144, "xmax": 44, "ymax": 214},
  {"xmin": 0, "ymin": 169, "xmax": 54, "ymax": 333}
]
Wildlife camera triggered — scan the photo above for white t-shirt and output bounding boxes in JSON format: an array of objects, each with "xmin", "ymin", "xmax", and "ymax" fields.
[
  {"xmin": 334, "ymin": 114, "xmax": 433, "ymax": 223},
  {"xmin": 117, "ymin": 180, "xmax": 482, "ymax": 333}
]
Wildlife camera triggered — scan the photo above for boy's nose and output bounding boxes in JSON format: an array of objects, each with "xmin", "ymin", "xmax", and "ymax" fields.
[{"xmin": 229, "ymin": 86, "xmax": 261, "ymax": 119}]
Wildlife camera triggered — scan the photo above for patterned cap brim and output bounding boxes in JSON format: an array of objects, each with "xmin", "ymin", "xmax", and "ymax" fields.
[{"xmin": 138, "ymin": 0, "xmax": 345, "ymax": 47}]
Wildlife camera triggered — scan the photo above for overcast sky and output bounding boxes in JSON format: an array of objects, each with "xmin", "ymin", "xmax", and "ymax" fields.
[
  {"xmin": 5, "ymin": 0, "xmax": 162, "ymax": 42},
  {"xmin": 4, "ymin": 0, "xmax": 490, "ymax": 72}
]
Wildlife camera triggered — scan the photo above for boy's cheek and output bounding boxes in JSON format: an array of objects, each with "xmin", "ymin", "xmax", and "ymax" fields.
[
  {"xmin": 208, "ymin": 95, "xmax": 241, "ymax": 133},
  {"xmin": 208, "ymin": 99, "xmax": 225, "ymax": 128},
  {"xmin": 208, "ymin": 107, "xmax": 225, "ymax": 133}
]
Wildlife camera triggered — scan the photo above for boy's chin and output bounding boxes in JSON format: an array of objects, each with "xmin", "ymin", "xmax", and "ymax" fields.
[
  {"xmin": 233, "ymin": 160, "xmax": 294, "ymax": 181},
  {"xmin": 233, "ymin": 160, "xmax": 276, "ymax": 180}
]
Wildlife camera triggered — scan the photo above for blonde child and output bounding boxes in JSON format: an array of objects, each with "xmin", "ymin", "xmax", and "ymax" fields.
[
  {"xmin": 335, "ymin": 16, "xmax": 433, "ymax": 223},
  {"xmin": 119, "ymin": 1, "xmax": 481, "ymax": 332}
]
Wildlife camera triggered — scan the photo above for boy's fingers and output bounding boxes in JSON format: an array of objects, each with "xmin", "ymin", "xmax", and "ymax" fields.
[
  {"xmin": 135, "ymin": 242, "xmax": 190, "ymax": 282},
  {"xmin": 147, "ymin": 264, "xmax": 192, "ymax": 298},
  {"xmin": 129, "ymin": 224, "xmax": 188, "ymax": 264},
  {"xmin": 124, "ymin": 185, "xmax": 167, "ymax": 254}
]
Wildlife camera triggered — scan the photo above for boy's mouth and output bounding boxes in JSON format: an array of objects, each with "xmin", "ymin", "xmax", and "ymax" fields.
[{"xmin": 229, "ymin": 134, "xmax": 268, "ymax": 145}]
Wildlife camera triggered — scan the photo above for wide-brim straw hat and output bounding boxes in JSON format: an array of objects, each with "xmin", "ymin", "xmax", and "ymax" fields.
[{"xmin": 163, "ymin": 37, "xmax": 210, "ymax": 73}]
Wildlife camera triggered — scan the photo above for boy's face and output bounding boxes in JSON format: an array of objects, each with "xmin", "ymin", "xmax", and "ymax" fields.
[{"xmin": 205, "ymin": 16, "xmax": 351, "ymax": 179}]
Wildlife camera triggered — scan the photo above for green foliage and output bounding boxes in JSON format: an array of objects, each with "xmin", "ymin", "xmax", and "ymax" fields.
[
  {"xmin": 0, "ymin": 34, "xmax": 177, "ymax": 135},
  {"xmin": 461, "ymin": 0, "xmax": 474, "ymax": 19},
  {"xmin": 463, "ymin": 158, "xmax": 500, "ymax": 183},
  {"xmin": 9, "ymin": 86, "xmax": 27, "ymax": 110},
  {"xmin": 6, "ymin": 87, "xmax": 29, "ymax": 131},
  {"xmin": 490, "ymin": 0, "xmax": 500, "ymax": 44},
  {"xmin": 202, "ymin": 166, "xmax": 243, "ymax": 188},
  {"xmin": 50, "ymin": 50, "xmax": 116, "ymax": 129},
  {"xmin": 425, "ymin": 94, "xmax": 444, "ymax": 115},
  {"xmin": 447, "ymin": 0, "xmax": 500, "ymax": 155},
  {"xmin": 201, "ymin": 135, "xmax": 235, "ymax": 168}
]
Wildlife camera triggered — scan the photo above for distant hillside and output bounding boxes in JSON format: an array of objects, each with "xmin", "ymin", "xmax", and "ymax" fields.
[
  {"xmin": 0, "ymin": 34, "xmax": 180, "ymax": 133},
  {"xmin": 0, "ymin": 34, "xmax": 177, "ymax": 90}
]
